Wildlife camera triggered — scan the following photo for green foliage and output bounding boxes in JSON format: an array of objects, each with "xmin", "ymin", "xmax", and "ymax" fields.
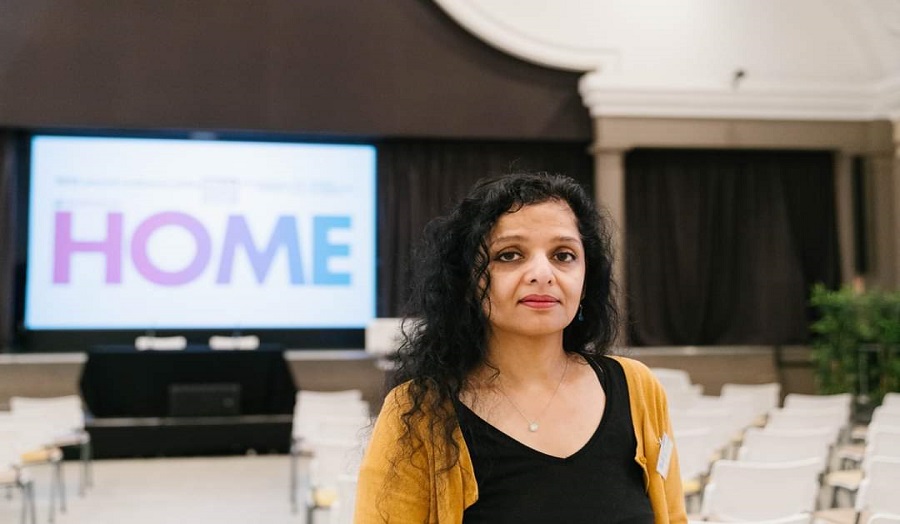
[{"xmin": 809, "ymin": 284, "xmax": 900, "ymax": 404}]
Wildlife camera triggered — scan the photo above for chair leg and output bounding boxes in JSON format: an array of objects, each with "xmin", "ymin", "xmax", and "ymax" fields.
[
  {"xmin": 22, "ymin": 480, "xmax": 37, "ymax": 524},
  {"xmin": 47, "ymin": 471, "xmax": 55, "ymax": 524},
  {"xmin": 56, "ymin": 460, "xmax": 66, "ymax": 513},
  {"xmin": 291, "ymin": 445, "xmax": 300, "ymax": 513},
  {"xmin": 20, "ymin": 483, "xmax": 28, "ymax": 524},
  {"xmin": 85, "ymin": 439, "xmax": 93, "ymax": 489},
  {"xmin": 79, "ymin": 440, "xmax": 92, "ymax": 496}
]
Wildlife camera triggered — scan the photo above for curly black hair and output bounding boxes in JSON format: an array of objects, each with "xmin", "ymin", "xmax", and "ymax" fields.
[{"xmin": 388, "ymin": 172, "xmax": 618, "ymax": 474}]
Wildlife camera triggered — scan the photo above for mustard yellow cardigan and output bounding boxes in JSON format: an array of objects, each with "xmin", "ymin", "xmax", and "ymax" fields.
[{"xmin": 355, "ymin": 356, "xmax": 687, "ymax": 523}]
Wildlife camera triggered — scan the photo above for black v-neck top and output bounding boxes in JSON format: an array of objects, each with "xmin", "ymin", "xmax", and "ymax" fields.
[{"xmin": 453, "ymin": 356, "xmax": 654, "ymax": 524}]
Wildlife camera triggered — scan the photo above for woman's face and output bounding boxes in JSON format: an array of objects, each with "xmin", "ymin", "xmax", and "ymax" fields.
[{"xmin": 483, "ymin": 200, "xmax": 586, "ymax": 340}]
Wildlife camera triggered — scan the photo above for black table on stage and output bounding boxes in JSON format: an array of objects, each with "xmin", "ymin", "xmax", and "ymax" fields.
[{"xmin": 80, "ymin": 344, "xmax": 297, "ymax": 418}]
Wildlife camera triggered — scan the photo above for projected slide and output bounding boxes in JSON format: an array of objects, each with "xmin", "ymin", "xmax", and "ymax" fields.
[{"xmin": 25, "ymin": 135, "xmax": 376, "ymax": 329}]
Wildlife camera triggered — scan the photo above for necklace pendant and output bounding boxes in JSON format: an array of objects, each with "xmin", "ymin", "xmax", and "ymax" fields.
[{"xmin": 528, "ymin": 422, "xmax": 539, "ymax": 432}]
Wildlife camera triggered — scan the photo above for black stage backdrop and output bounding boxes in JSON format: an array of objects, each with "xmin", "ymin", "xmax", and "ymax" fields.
[
  {"xmin": 0, "ymin": 133, "xmax": 15, "ymax": 349},
  {"xmin": 377, "ymin": 139, "xmax": 594, "ymax": 317},
  {"xmin": 625, "ymin": 148, "xmax": 842, "ymax": 346}
]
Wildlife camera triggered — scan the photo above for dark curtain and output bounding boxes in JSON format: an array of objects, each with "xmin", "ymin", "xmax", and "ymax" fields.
[
  {"xmin": 0, "ymin": 131, "xmax": 15, "ymax": 350},
  {"xmin": 625, "ymin": 149, "xmax": 841, "ymax": 346},
  {"xmin": 377, "ymin": 139, "xmax": 593, "ymax": 317}
]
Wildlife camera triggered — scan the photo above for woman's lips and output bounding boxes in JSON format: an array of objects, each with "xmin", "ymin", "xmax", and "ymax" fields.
[{"xmin": 519, "ymin": 295, "xmax": 559, "ymax": 309}]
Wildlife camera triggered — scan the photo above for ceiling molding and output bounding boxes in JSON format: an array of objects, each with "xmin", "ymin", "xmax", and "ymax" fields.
[
  {"xmin": 579, "ymin": 72, "xmax": 895, "ymax": 121},
  {"xmin": 434, "ymin": 0, "xmax": 900, "ymax": 122},
  {"xmin": 432, "ymin": 0, "xmax": 616, "ymax": 72},
  {"xmin": 875, "ymin": 76, "xmax": 900, "ymax": 121}
]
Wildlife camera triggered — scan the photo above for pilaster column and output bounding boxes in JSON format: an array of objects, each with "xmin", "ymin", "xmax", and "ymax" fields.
[
  {"xmin": 592, "ymin": 146, "xmax": 628, "ymax": 345},
  {"xmin": 892, "ymin": 119, "xmax": 900, "ymax": 288},
  {"xmin": 834, "ymin": 152, "xmax": 855, "ymax": 287},
  {"xmin": 869, "ymin": 151, "xmax": 897, "ymax": 289}
]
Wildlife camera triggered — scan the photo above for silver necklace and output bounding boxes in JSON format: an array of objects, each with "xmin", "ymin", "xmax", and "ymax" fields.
[{"xmin": 498, "ymin": 357, "xmax": 570, "ymax": 433}]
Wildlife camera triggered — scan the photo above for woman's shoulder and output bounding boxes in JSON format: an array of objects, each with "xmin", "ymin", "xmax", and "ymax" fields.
[
  {"xmin": 607, "ymin": 354, "xmax": 653, "ymax": 376},
  {"xmin": 606, "ymin": 355, "xmax": 663, "ymax": 391},
  {"xmin": 379, "ymin": 379, "xmax": 442, "ymax": 419}
]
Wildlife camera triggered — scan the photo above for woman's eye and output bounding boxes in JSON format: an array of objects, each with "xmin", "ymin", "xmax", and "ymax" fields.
[
  {"xmin": 495, "ymin": 252, "xmax": 521, "ymax": 262},
  {"xmin": 555, "ymin": 252, "xmax": 576, "ymax": 262}
]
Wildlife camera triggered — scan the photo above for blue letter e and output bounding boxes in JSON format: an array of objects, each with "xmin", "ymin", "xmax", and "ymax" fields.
[{"xmin": 313, "ymin": 216, "xmax": 351, "ymax": 285}]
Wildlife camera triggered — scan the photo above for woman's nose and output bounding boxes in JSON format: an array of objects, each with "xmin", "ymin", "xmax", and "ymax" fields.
[{"xmin": 526, "ymin": 257, "xmax": 554, "ymax": 284}]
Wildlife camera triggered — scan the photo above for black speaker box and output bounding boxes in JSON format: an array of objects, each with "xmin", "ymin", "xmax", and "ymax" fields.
[{"xmin": 167, "ymin": 383, "xmax": 242, "ymax": 417}]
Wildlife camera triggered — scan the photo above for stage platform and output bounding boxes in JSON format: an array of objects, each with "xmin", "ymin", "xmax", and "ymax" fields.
[{"xmin": 86, "ymin": 414, "xmax": 294, "ymax": 458}]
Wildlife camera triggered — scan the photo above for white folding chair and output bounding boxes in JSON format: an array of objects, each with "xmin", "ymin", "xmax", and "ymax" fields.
[
  {"xmin": 330, "ymin": 473, "xmax": 358, "ymax": 524},
  {"xmin": 0, "ymin": 412, "xmax": 66, "ymax": 523},
  {"xmin": 290, "ymin": 390, "xmax": 368, "ymax": 514},
  {"xmin": 849, "ymin": 410, "xmax": 900, "ymax": 447},
  {"xmin": 867, "ymin": 513, "xmax": 900, "ymax": 524},
  {"xmin": 766, "ymin": 408, "xmax": 846, "ymax": 447},
  {"xmin": 675, "ymin": 427, "xmax": 715, "ymax": 512},
  {"xmin": 650, "ymin": 368, "xmax": 704, "ymax": 409},
  {"xmin": 842, "ymin": 409, "xmax": 900, "ymax": 464},
  {"xmin": 10, "ymin": 396, "xmax": 92, "ymax": 496},
  {"xmin": 305, "ymin": 438, "xmax": 364, "ymax": 524},
  {"xmin": 700, "ymin": 458, "xmax": 821, "ymax": 521},
  {"xmin": 784, "ymin": 393, "xmax": 853, "ymax": 410},
  {"xmin": 364, "ymin": 318, "xmax": 404, "ymax": 357},
  {"xmin": 824, "ymin": 426, "xmax": 900, "ymax": 508},
  {"xmin": 721, "ymin": 382, "xmax": 782, "ymax": 425},
  {"xmin": 882, "ymin": 394, "xmax": 900, "ymax": 412},
  {"xmin": 738, "ymin": 427, "xmax": 831, "ymax": 473},
  {"xmin": 0, "ymin": 429, "xmax": 37, "ymax": 524},
  {"xmin": 816, "ymin": 457, "xmax": 900, "ymax": 524},
  {"xmin": 671, "ymin": 407, "xmax": 738, "ymax": 459},
  {"xmin": 694, "ymin": 394, "xmax": 760, "ymax": 452},
  {"xmin": 784, "ymin": 394, "xmax": 852, "ymax": 428}
]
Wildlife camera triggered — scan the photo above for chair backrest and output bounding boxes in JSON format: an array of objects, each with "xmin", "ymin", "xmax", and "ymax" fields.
[
  {"xmin": 364, "ymin": 318, "xmax": 404, "ymax": 357},
  {"xmin": 0, "ymin": 428, "xmax": 25, "ymax": 470},
  {"xmin": 721, "ymin": 382, "xmax": 782, "ymax": 419},
  {"xmin": 10, "ymin": 395, "xmax": 85, "ymax": 433},
  {"xmin": 856, "ymin": 456, "xmax": 900, "ymax": 515},
  {"xmin": 861, "ymin": 426, "xmax": 900, "ymax": 470},
  {"xmin": 867, "ymin": 513, "xmax": 900, "ymax": 524},
  {"xmin": 738, "ymin": 427, "xmax": 831, "ymax": 472},
  {"xmin": 0, "ymin": 410, "xmax": 57, "ymax": 450},
  {"xmin": 783, "ymin": 393, "xmax": 852, "ymax": 420},
  {"xmin": 671, "ymin": 408, "xmax": 734, "ymax": 451},
  {"xmin": 882, "ymin": 393, "xmax": 900, "ymax": 412},
  {"xmin": 765, "ymin": 408, "xmax": 846, "ymax": 443},
  {"xmin": 700, "ymin": 458, "xmax": 821, "ymax": 521},
  {"xmin": 293, "ymin": 390, "xmax": 369, "ymax": 440},
  {"xmin": 693, "ymin": 394, "xmax": 759, "ymax": 436},
  {"xmin": 674, "ymin": 427, "xmax": 716, "ymax": 481},
  {"xmin": 871, "ymin": 408, "xmax": 900, "ymax": 428}
]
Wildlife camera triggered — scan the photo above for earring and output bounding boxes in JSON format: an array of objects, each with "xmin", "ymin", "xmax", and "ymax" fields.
[{"xmin": 577, "ymin": 304, "xmax": 584, "ymax": 322}]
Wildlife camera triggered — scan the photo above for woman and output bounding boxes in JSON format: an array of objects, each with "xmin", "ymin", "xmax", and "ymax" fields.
[{"xmin": 356, "ymin": 173, "xmax": 686, "ymax": 523}]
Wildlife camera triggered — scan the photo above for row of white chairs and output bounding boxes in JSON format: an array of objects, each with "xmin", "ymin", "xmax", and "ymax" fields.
[{"xmin": 652, "ymin": 368, "xmax": 900, "ymax": 523}]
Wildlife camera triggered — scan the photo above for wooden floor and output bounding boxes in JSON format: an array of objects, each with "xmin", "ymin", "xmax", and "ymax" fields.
[{"xmin": 0, "ymin": 454, "xmax": 313, "ymax": 524}]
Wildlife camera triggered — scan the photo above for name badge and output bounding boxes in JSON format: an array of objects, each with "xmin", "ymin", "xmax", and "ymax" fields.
[{"xmin": 656, "ymin": 433, "xmax": 673, "ymax": 479}]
